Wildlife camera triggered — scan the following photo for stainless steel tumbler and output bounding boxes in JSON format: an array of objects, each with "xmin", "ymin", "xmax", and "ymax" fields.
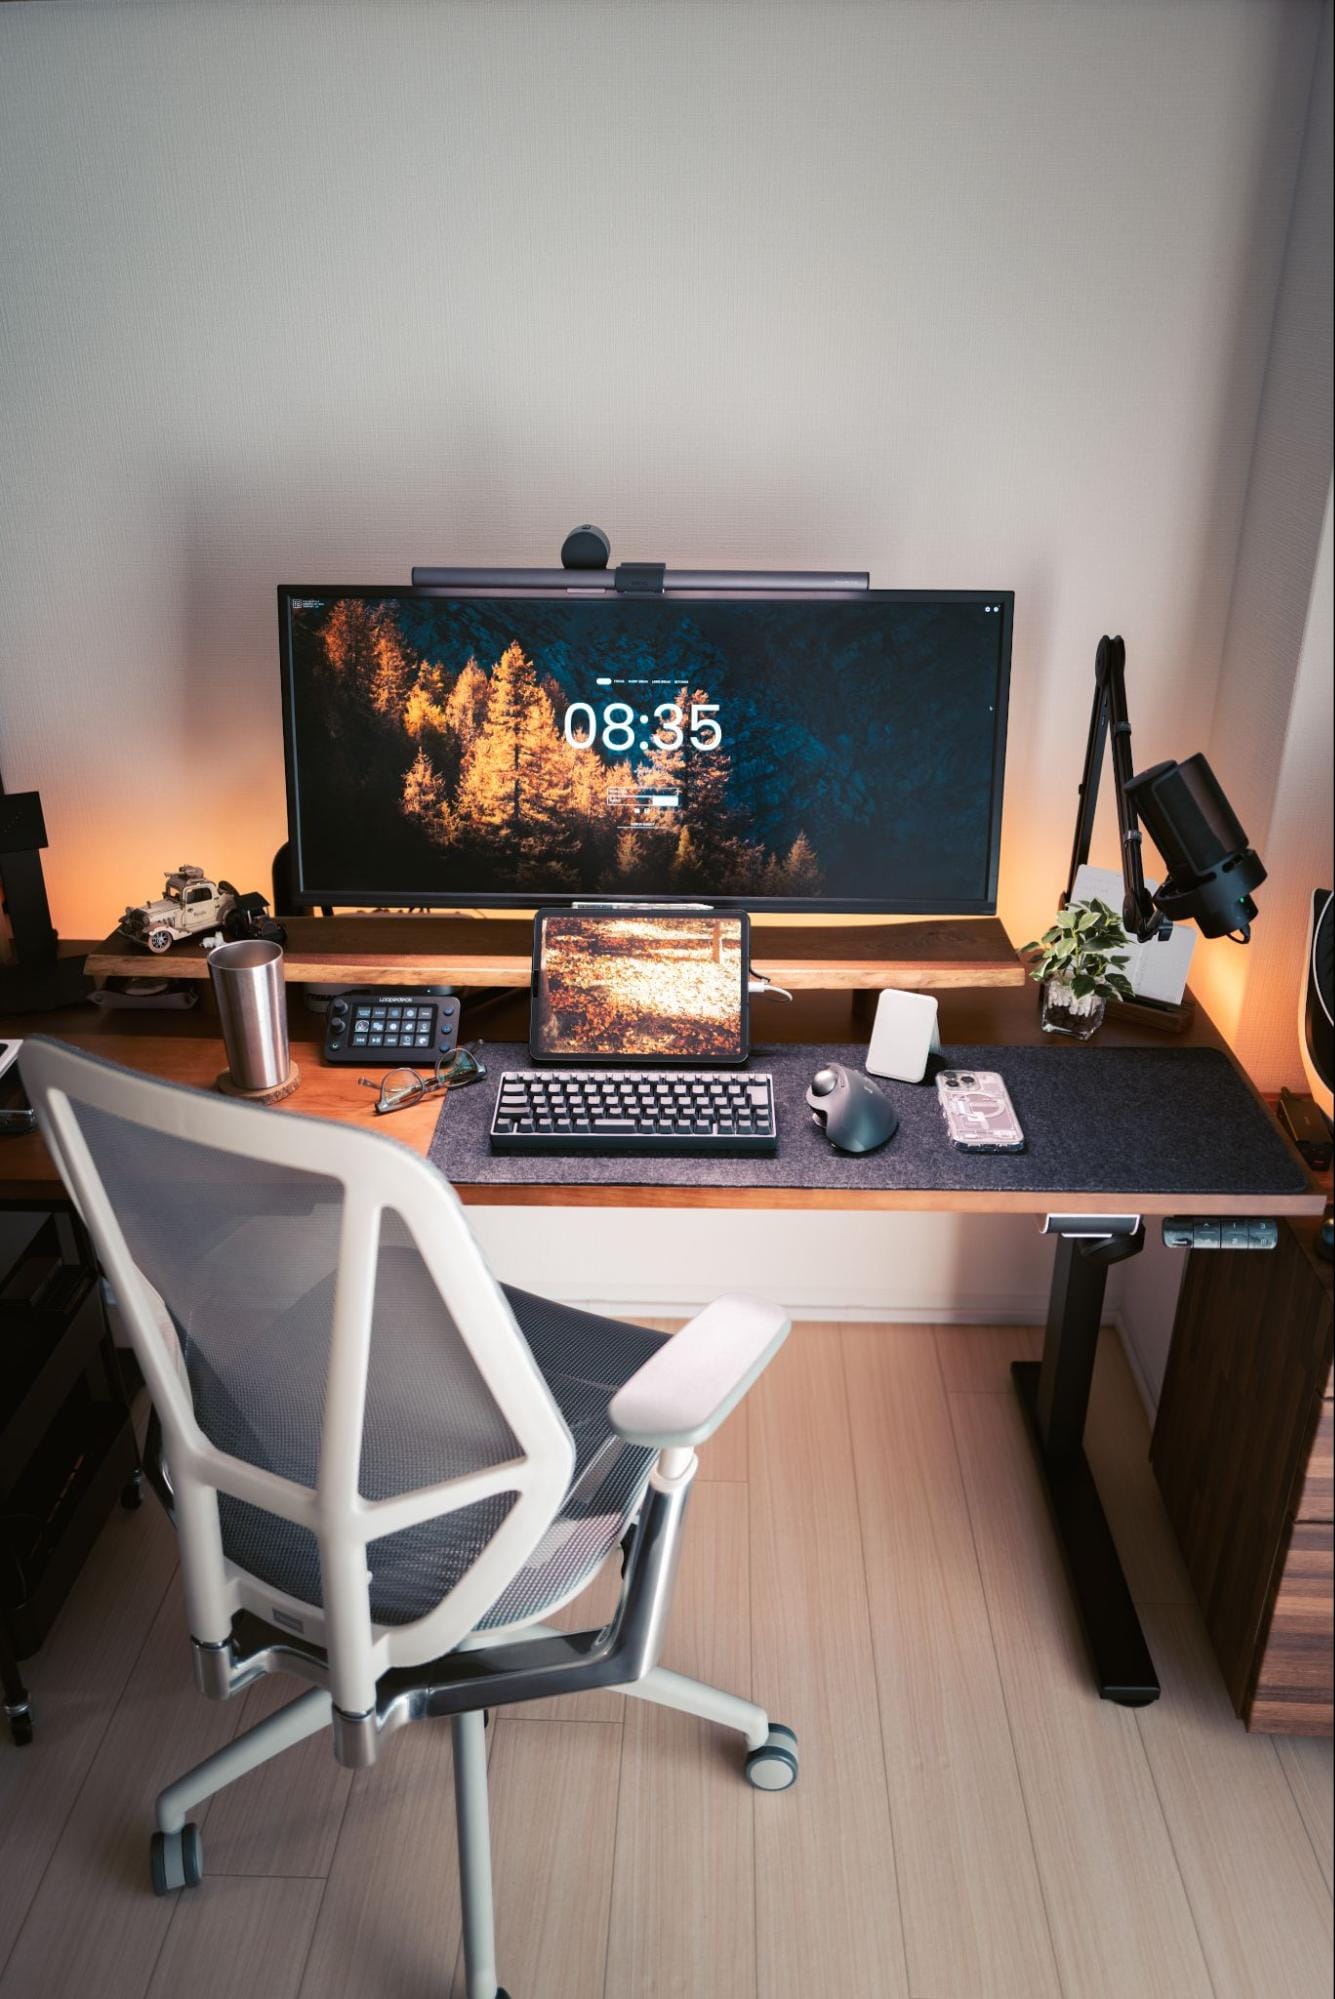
[{"xmin": 208, "ymin": 939, "xmax": 289, "ymax": 1092}]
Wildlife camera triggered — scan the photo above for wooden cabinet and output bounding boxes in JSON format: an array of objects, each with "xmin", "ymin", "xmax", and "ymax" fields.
[{"xmin": 1152, "ymin": 1219, "xmax": 1333, "ymax": 1734}]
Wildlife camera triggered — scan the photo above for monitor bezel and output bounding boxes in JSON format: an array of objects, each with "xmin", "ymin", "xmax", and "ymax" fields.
[{"xmin": 278, "ymin": 584, "xmax": 1014, "ymax": 915}]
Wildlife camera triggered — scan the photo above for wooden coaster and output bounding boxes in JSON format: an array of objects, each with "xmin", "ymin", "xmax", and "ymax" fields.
[{"xmin": 216, "ymin": 1062, "xmax": 301, "ymax": 1105}]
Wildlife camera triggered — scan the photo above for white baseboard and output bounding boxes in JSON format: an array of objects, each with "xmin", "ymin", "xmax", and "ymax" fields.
[
  {"xmin": 569, "ymin": 1296, "xmax": 1052, "ymax": 1326},
  {"xmin": 1107, "ymin": 1307, "xmax": 1158, "ymax": 1420}
]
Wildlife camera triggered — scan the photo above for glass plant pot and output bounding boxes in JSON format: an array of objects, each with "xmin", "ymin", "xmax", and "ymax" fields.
[{"xmin": 1040, "ymin": 976, "xmax": 1106, "ymax": 1041}]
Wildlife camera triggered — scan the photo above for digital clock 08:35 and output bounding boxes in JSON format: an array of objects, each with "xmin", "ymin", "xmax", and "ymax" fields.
[{"xmin": 562, "ymin": 701, "xmax": 722, "ymax": 756}]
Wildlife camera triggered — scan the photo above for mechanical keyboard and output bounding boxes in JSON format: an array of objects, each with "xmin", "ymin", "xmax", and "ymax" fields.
[{"xmin": 489, "ymin": 1069, "xmax": 777, "ymax": 1156}]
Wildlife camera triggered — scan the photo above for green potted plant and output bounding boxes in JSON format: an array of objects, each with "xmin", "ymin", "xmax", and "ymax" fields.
[{"xmin": 1023, "ymin": 897, "xmax": 1136, "ymax": 1040}]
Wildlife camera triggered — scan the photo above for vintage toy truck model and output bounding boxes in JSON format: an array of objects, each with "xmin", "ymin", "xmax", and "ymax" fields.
[{"xmin": 119, "ymin": 866, "xmax": 239, "ymax": 953}]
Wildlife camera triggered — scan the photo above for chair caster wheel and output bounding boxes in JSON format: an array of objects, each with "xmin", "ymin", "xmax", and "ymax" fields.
[
  {"xmin": 150, "ymin": 1823, "xmax": 203, "ymax": 1894},
  {"xmin": 6, "ymin": 1706, "xmax": 34, "ymax": 1747},
  {"xmin": 744, "ymin": 1723, "xmax": 799, "ymax": 1791},
  {"xmin": 121, "ymin": 1472, "xmax": 145, "ymax": 1510}
]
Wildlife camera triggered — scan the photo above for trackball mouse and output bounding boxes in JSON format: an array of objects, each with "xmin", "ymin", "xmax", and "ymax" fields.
[{"xmin": 804, "ymin": 1063, "xmax": 899, "ymax": 1155}]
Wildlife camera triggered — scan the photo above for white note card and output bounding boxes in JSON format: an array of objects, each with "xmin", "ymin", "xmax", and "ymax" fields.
[{"xmin": 1070, "ymin": 864, "xmax": 1195, "ymax": 1006}]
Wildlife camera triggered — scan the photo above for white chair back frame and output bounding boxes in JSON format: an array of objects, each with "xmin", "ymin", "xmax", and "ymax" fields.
[{"xmin": 20, "ymin": 1036, "xmax": 575, "ymax": 1720}]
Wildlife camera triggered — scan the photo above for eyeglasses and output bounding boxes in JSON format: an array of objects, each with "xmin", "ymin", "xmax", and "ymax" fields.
[{"xmin": 358, "ymin": 1045, "xmax": 487, "ymax": 1116}]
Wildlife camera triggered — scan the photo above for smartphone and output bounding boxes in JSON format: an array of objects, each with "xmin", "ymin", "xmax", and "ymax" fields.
[{"xmin": 936, "ymin": 1068, "xmax": 1025, "ymax": 1153}]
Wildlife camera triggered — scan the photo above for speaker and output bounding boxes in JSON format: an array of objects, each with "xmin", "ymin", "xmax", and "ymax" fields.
[
  {"xmin": 0, "ymin": 778, "xmax": 91, "ymax": 1008},
  {"xmin": 1301, "ymin": 888, "xmax": 1333, "ymax": 1119}
]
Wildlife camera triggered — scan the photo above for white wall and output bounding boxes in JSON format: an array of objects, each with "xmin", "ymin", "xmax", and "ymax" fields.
[
  {"xmin": 0, "ymin": 0, "xmax": 1323, "ymax": 953},
  {"xmin": 1, "ymin": 1, "xmax": 1329, "ymax": 1325},
  {"xmin": 1191, "ymin": 0, "xmax": 1333, "ymax": 1089},
  {"xmin": 1116, "ymin": 5, "xmax": 1332, "ymax": 1404},
  {"xmin": 472, "ymin": 1204, "xmax": 1059, "ymax": 1325},
  {"xmin": 1114, "ymin": 489, "xmax": 1333, "ymax": 1408},
  {"xmin": 1253, "ymin": 485, "xmax": 1335, "ymax": 1075}
]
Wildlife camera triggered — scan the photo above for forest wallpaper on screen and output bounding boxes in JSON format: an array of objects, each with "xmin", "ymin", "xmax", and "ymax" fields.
[
  {"xmin": 285, "ymin": 593, "xmax": 1005, "ymax": 902},
  {"xmin": 534, "ymin": 915, "xmax": 745, "ymax": 1059}
]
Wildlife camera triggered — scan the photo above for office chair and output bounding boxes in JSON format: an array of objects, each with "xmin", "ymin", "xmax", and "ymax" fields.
[{"xmin": 20, "ymin": 1037, "xmax": 798, "ymax": 1999}]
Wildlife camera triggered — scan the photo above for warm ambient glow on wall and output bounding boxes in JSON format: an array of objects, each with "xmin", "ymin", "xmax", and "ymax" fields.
[
  {"xmin": 1191, "ymin": 868, "xmax": 1328, "ymax": 1096},
  {"xmin": 1188, "ymin": 497, "xmax": 1334, "ymax": 1093},
  {"xmin": 1189, "ymin": 931, "xmax": 1252, "ymax": 1051},
  {"xmin": 28, "ymin": 750, "xmax": 1040, "ymax": 956},
  {"xmin": 37, "ymin": 808, "xmax": 285, "ymax": 953},
  {"xmin": 23, "ymin": 638, "xmax": 1316, "ymax": 1111}
]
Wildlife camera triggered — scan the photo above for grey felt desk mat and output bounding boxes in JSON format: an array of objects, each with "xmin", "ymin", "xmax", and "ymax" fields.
[{"xmin": 428, "ymin": 1042, "xmax": 1309, "ymax": 1197}]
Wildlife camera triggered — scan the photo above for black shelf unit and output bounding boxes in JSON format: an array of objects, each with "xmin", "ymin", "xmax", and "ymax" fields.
[{"xmin": 1, "ymin": 1208, "xmax": 142, "ymax": 1744}]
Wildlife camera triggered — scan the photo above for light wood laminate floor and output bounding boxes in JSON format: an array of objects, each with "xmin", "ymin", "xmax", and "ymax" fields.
[{"xmin": 1, "ymin": 1324, "xmax": 1330, "ymax": 1999}]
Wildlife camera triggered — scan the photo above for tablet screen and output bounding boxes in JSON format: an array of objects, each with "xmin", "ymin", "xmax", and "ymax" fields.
[{"xmin": 531, "ymin": 913, "xmax": 749, "ymax": 1063}]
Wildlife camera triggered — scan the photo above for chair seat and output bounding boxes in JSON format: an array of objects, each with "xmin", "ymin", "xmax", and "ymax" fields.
[
  {"xmin": 204, "ymin": 1287, "xmax": 668, "ymax": 1636},
  {"xmin": 476, "ymin": 1290, "xmax": 667, "ymax": 1630}
]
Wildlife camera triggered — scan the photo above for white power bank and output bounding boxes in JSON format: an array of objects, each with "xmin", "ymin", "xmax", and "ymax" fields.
[{"xmin": 865, "ymin": 988, "xmax": 941, "ymax": 1083}]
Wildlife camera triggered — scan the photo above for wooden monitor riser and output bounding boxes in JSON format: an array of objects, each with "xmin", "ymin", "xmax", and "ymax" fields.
[{"xmin": 84, "ymin": 914, "xmax": 1026, "ymax": 992}]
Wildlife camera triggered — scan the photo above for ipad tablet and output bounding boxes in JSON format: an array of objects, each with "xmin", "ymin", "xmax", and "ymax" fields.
[{"xmin": 530, "ymin": 910, "xmax": 750, "ymax": 1065}]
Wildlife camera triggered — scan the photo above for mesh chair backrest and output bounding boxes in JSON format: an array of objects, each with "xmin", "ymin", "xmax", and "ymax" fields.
[{"xmin": 20, "ymin": 1037, "xmax": 574, "ymax": 1708}]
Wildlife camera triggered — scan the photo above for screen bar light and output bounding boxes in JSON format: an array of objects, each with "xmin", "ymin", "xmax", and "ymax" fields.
[{"xmin": 410, "ymin": 565, "xmax": 870, "ymax": 593}]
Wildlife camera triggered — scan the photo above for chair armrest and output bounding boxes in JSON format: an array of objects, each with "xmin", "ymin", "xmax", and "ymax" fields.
[{"xmin": 609, "ymin": 1295, "xmax": 791, "ymax": 1449}]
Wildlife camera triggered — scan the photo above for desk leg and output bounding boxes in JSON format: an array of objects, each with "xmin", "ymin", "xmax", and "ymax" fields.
[
  {"xmin": 2, "ymin": 1636, "xmax": 34, "ymax": 1745},
  {"xmin": 1012, "ymin": 1226, "xmax": 1160, "ymax": 1708}
]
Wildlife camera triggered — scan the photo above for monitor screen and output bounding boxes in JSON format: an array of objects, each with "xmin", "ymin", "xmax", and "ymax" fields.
[
  {"xmin": 279, "ymin": 587, "xmax": 1012, "ymax": 912},
  {"xmin": 531, "ymin": 911, "xmax": 748, "ymax": 1063}
]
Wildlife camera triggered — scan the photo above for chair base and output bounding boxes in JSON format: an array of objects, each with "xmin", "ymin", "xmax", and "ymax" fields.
[
  {"xmin": 151, "ymin": 1666, "xmax": 797, "ymax": 1998},
  {"xmin": 156, "ymin": 1479, "xmax": 792, "ymax": 1995}
]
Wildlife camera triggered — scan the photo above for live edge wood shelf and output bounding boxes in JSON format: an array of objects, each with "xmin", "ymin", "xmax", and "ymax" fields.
[{"xmin": 85, "ymin": 914, "xmax": 1025, "ymax": 993}]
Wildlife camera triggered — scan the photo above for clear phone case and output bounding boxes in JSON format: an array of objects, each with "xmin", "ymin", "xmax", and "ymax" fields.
[{"xmin": 936, "ymin": 1068, "xmax": 1026, "ymax": 1153}]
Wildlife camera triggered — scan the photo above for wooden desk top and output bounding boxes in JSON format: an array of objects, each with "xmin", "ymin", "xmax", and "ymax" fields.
[{"xmin": 1, "ymin": 976, "xmax": 1324, "ymax": 1218}]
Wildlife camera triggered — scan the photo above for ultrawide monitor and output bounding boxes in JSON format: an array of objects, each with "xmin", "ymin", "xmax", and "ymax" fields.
[{"xmin": 279, "ymin": 587, "xmax": 1012, "ymax": 912}]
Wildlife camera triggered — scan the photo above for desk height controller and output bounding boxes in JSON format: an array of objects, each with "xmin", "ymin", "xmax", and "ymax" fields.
[{"xmin": 1162, "ymin": 1216, "xmax": 1279, "ymax": 1250}]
